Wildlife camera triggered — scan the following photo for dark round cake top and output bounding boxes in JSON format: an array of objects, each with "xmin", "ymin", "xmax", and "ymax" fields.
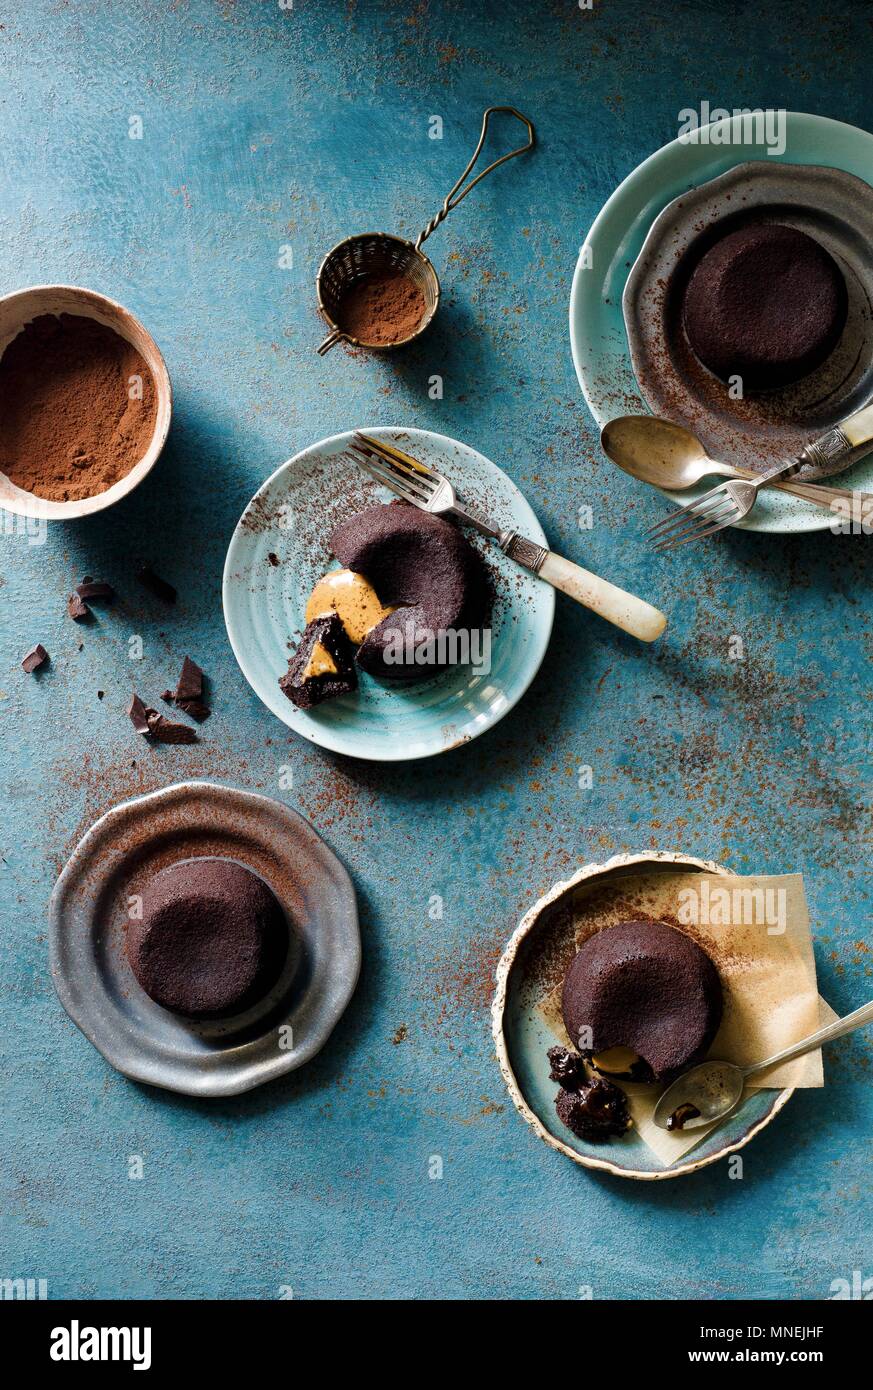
[
  {"xmin": 682, "ymin": 222, "xmax": 847, "ymax": 390},
  {"xmin": 126, "ymin": 858, "xmax": 287, "ymax": 1018},
  {"xmin": 329, "ymin": 502, "xmax": 489, "ymax": 682},
  {"xmin": 561, "ymin": 920, "xmax": 723, "ymax": 1080}
]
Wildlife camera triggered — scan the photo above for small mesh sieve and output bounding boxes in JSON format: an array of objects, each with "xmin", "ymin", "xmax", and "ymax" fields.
[{"xmin": 316, "ymin": 106, "xmax": 534, "ymax": 355}]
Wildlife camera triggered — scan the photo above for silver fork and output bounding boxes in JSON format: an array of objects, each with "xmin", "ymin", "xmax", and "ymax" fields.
[
  {"xmin": 645, "ymin": 456, "xmax": 804, "ymax": 552},
  {"xmin": 344, "ymin": 432, "xmax": 667, "ymax": 642}
]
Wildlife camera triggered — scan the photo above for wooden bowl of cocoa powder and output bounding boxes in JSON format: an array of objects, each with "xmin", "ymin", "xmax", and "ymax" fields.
[{"xmin": 0, "ymin": 285, "xmax": 171, "ymax": 520}]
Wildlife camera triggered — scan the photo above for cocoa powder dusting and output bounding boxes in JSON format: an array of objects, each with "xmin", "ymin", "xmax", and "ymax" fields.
[
  {"xmin": 337, "ymin": 273, "xmax": 426, "ymax": 345},
  {"xmin": 0, "ymin": 313, "xmax": 158, "ymax": 501}
]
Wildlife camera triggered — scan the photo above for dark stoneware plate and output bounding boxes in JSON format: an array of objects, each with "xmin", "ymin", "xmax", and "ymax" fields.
[
  {"xmin": 50, "ymin": 782, "xmax": 360, "ymax": 1097},
  {"xmin": 571, "ymin": 111, "xmax": 873, "ymax": 533},
  {"xmin": 623, "ymin": 161, "xmax": 873, "ymax": 479}
]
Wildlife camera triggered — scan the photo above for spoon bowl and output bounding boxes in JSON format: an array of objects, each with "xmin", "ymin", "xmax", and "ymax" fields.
[
  {"xmin": 653, "ymin": 1060, "xmax": 745, "ymax": 1132},
  {"xmin": 600, "ymin": 415, "xmax": 734, "ymax": 491}
]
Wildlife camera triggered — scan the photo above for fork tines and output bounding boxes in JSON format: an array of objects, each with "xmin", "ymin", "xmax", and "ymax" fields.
[
  {"xmin": 644, "ymin": 482, "xmax": 741, "ymax": 553},
  {"xmin": 346, "ymin": 433, "xmax": 438, "ymax": 506}
]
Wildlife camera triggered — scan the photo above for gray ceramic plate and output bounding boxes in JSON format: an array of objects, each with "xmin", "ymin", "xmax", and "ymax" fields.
[
  {"xmin": 492, "ymin": 852, "xmax": 793, "ymax": 1181},
  {"xmin": 50, "ymin": 782, "xmax": 360, "ymax": 1097},
  {"xmin": 623, "ymin": 160, "xmax": 873, "ymax": 481}
]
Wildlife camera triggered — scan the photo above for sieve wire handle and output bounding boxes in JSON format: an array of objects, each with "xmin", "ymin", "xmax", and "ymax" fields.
[{"xmin": 415, "ymin": 106, "xmax": 535, "ymax": 250}]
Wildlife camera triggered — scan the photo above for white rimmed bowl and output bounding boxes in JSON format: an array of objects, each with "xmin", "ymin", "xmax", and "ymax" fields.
[{"xmin": 0, "ymin": 284, "xmax": 172, "ymax": 520}]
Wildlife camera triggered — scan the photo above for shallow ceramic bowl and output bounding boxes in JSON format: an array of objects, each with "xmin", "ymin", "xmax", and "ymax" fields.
[
  {"xmin": 0, "ymin": 284, "xmax": 172, "ymax": 520},
  {"xmin": 223, "ymin": 426, "xmax": 554, "ymax": 762},
  {"xmin": 49, "ymin": 782, "xmax": 360, "ymax": 1097},
  {"xmin": 491, "ymin": 851, "xmax": 794, "ymax": 1180}
]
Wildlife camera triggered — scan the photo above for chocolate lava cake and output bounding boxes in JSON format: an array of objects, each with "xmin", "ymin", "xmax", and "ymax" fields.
[
  {"xmin": 127, "ymin": 858, "xmax": 288, "ymax": 1018},
  {"xmin": 682, "ymin": 223, "xmax": 848, "ymax": 390},
  {"xmin": 561, "ymin": 920, "xmax": 723, "ymax": 1081},
  {"xmin": 328, "ymin": 502, "xmax": 489, "ymax": 682}
]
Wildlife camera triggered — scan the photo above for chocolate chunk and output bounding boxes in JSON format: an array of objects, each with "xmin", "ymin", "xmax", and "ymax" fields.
[
  {"xmin": 547, "ymin": 1045, "xmax": 588, "ymax": 1091},
  {"xmin": 554, "ymin": 1076, "xmax": 632, "ymax": 1143},
  {"xmin": 21, "ymin": 643, "xmax": 49, "ymax": 673},
  {"xmin": 666, "ymin": 1102, "xmax": 701, "ymax": 1132},
  {"xmin": 267, "ymin": 553, "xmax": 280, "ymax": 567},
  {"xmin": 75, "ymin": 579, "xmax": 115, "ymax": 602},
  {"xmin": 67, "ymin": 592, "xmax": 90, "ymax": 620},
  {"xmin": 127, "ymin": 693, "xmax": 152, "ymax": 734},
  {"xmin": 144, "ymin": 709, "xmax": 198, "ymax": 744},
  {"xmin": 136, "ymin": 566, "xmax": 177, "ymax": 604},
  {"xmin": 162, "ymin": 656, "xmax": 209, "ymax": 719},
  {"xmin": 176, "ymin": 698, "xmax": 210, "ymax": 722},
  {"xmin": 174, "ymin": 656, "xmax": 203, "ymax": 701}
]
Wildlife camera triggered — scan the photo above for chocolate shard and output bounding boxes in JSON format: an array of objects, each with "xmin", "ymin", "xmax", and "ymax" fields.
[
  {"xmin": 174, "ymin": 656, "xmax": 203, "ymax": 702},
  {"xmin": 144, "ymin": 709, "xmax": 198, "ymax": 744},
  {"xmin": 127, "ymin": 692, "xmax": 152, "ymax": 734},
  {"xmin": 75, "ymin": 579, "xmax": 115, "ymax": 602},
  {"xmin": 136, "ymin": 566, "xmax": 177, "ymax": 604},
  {"xmin": 68, "ymin": 592, "xmax": 90, "ymax": 620},
  {"xmin": 21, "ymin": 643, "xmax": 49, "ymax": 673},
  {"xmin": 176, "ymin": 698, "xmax": 210, "ymax": 722}
]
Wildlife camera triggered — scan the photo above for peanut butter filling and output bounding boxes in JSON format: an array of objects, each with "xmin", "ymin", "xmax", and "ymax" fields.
[
  {"xmin": 305, "ymin": 568, "xmax": 395, "ymax": 645},
  {"xmin": 303, "ymin": 640, "xmax": 338, "ymax": 681}
]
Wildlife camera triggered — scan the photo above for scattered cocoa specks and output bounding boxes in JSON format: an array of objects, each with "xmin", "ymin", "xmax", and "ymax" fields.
[{"xmin": 391, "ymin": 1024, "xmax": 408, "ymax": 1044}]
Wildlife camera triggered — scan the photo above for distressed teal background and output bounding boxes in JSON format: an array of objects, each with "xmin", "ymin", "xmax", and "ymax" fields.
[{"xmin": 1, "ymin": 0, "xmax": 870, "ymax": 1300}]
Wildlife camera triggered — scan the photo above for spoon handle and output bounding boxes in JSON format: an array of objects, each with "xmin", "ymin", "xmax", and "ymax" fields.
[{"xmin": 742, "ymin": 999, "xmax": 873, "ymax": 1078}]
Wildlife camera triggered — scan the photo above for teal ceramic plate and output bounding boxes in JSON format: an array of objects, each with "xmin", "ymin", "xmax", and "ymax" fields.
[
  {"xmin": 223, "ymin": 427, "xmax": 554, "ymax": 762},
  {"xmin": 492, "ymin": 853, "xmax": 793, "ymax": 1180},
  {"xmin": 570, "ymin": 111, "xmax": 873, "ymax": 534}
]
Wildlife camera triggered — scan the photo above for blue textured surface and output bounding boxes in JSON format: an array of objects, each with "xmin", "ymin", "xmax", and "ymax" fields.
[{"xmin": 1, "ymin": 0, "xmax": 870, "ymax": 1300}]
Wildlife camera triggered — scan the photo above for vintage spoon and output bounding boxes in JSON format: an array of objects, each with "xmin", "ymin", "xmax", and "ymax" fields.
[
  {"xmin": 601, "ymin": 415, "xmax": 873, "ymax": 523},
  {"xmin": 653, "ymin": 998, "xmax": 873, "ymax": 1132}
]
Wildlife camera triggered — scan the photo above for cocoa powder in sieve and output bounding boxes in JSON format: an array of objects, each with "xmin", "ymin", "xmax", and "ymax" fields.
[
  {"xmin": 337, "ymin": 272, "xmax": 427, "ymax": 345},
  {"xmin": 0, "ymin": 312, "xmax": 158, "ymax": 502}
]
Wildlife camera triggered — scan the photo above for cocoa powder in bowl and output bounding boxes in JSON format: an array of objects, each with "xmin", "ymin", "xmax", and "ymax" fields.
[{"xmin": 0, "ymin": 312, "xmax": 158, "ymax": 502}]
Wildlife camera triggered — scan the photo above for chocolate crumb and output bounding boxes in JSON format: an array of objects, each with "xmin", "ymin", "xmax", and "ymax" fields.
[
  {"xmin": 21, "ymin": 643, "xmax": 49, "ymax": 673},
  {"xmin": 267, "ymin": 552, "xmax": 280, "ymax": 567}
]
